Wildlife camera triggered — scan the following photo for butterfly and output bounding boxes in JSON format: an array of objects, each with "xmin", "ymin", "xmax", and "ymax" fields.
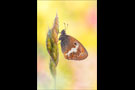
[{"xmin": 59, "ymin": 29, "xmax": 88, "ymax": 60}]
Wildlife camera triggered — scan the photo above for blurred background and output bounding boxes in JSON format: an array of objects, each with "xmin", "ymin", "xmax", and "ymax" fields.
[{"xmin": 37, "ymin": 0, "xmax": 97, "ymax": 90}]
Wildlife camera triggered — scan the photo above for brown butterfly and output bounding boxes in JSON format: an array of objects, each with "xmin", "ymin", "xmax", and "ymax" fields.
[{"xmin": 59, "ymin": 29, "xmax": 88, "ymax": 60}]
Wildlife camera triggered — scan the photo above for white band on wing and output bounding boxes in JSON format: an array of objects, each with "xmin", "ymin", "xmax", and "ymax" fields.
[{"xmin": 66, "ymin": 43, "xmax": 79, "ymax": 57}]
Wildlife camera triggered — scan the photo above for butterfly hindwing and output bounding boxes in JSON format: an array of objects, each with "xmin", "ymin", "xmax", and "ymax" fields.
[{"xmin": 60, "ymin": 35, "xmax": 88, "ymax": 60}]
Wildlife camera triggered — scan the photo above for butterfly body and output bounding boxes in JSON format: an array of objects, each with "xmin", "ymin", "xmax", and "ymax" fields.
[{"xmin": 59, "ymin": 30, "xmax": 88, "ymax": 60}]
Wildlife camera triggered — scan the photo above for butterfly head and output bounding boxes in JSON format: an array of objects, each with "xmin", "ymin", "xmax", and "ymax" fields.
[{"xmin": 61, "ymin": 29, "xmax": 66, "ymax": 35}]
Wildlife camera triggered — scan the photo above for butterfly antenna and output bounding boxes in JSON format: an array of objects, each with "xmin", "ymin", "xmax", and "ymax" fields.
[
  {"xmin": 67, "ymin": 23, "xmax": 68, "ymax": 30},
  {"xmin": 64, "ymin": 22, "xmax": 68, "ymax": 32},
  {"xmin": 64, "ymin": 22, "xmax": 66, "ymax": 30}
]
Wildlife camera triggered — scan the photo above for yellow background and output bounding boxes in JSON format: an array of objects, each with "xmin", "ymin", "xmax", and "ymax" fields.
[{"xmin": 37, "ymin": 0, "xmax": 97, "ymax": 89}]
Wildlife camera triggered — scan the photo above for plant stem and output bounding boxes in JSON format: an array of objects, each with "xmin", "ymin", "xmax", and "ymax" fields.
[{"xmin": 54, "ymin": 76, "xmax": 56, "ymax": 90}]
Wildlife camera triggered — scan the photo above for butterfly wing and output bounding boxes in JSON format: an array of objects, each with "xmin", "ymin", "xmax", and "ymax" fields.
[{"xmin": 60, "ymin": 35, "xmax": 88, "ymax": 60}]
